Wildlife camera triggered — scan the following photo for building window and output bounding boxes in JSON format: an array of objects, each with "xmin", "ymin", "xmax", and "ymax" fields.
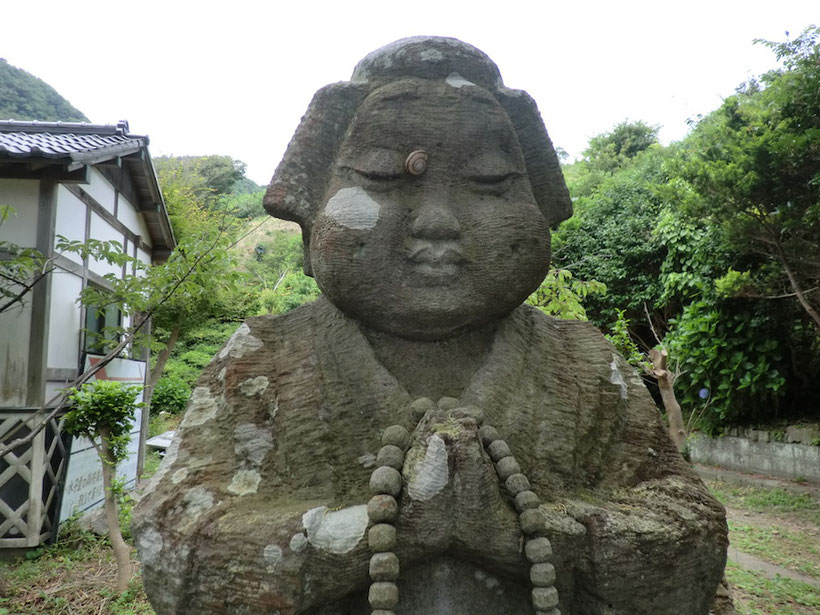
[{"xmin": 83, "ymin": 303, "xmax": 121, "ymax": 355}]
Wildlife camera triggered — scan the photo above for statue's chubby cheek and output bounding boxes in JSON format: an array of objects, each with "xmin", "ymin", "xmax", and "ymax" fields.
[{"xmin": 322, "ymin": 186, "xmax": 382, "ymax": 231}]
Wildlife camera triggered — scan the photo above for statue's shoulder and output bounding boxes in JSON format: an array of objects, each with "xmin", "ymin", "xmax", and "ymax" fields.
[{"xmin": 515, "ymin": 303, "xmax": 615, "ymax": 358}]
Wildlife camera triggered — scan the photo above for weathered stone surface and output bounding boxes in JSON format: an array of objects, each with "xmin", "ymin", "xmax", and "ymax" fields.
[
  {"xmin": 478, "ymin": 425, "xmax": 500, "ymax": 446},
  {"xmin": 533, "ymin": 586, "xmax": 560, "ymax": 610},
  {"xmin": 525, "ymin": 537, "xmax": 553, "ymax": 563},
  {"xmin": 369, "ymin": 582, "xmax": 399, "ymax": 609},
  {"xmin": 409, "ymin": 397, "xmax": 434, "ymax": 422},
  {"xmin": 368, "ymin": 524, "xmax": 397, "ymax": 552},
  {"xmin": 133, "ymin": 35, "xmax": 729, "ymax": 615},
  {"xmin": 370, "ymin": 466, "xmax": 403, "ymax": 497},
  {"xmin": 368, "ymin": 494, "xmax": 399, "ymax": 523},
  {"xmin": 495, "ymin": 455, "xmax": 521, "ymax": 480},
  {"xmin": 487, "ymin": 439, "xmax": 511, "ymax": 462},
  {"xmin": 506, "ymin": 472, "xmax": 531, "ymax": 496},
  {"xmin": 376, "ymin": 444, "xmax": 405, "ymax": 470},
  {"xmin": 531, "ymin": 562, "xmax": 556, "ymax": 587},
  {"xmin": 369, "ymin": 552, "xmax": 400, "ymax": 581},
  {"xmin": 515, "ymin": 490, "xmax": 541, "ymax": 512},
  {"xmin": 381, "ymin": 425, "xmax": 411, "ymax": 450}
]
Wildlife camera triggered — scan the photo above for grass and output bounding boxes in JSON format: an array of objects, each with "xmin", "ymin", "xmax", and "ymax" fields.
[
  {"xmin": 0, "ymin": 509, "xmax": 154, "ymax": 614},
  {"xmin": 726, "ymin": 561, "xmax": 820, "ymax": 615},
  {"xmin": 729, "ymin": 521, "xmax": 820, "ymax": 579},
  {"xmin": 708, "ymin": 482, "xmax": 820, "ymax": 525}
]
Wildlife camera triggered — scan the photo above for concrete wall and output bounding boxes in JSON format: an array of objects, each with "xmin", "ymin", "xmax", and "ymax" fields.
[{"xmin": 690, "ymin": 434, "xmax": 820, "ymax": 483}]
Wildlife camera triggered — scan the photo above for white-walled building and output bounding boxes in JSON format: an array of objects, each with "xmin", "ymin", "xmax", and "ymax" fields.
[{"xmin": 0, "ymin": 120, "xmax": 174, "ymax": 548}]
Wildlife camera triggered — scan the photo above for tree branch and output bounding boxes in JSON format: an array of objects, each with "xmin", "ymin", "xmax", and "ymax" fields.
[{"xmin": 0, "ymin": 230, "xmax": 228, "ymax": 458}]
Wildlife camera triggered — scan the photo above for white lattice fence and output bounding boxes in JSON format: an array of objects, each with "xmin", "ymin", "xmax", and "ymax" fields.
[{"xmin": 0, "ymin": 411, "xmax": 68, "ymax": 548}]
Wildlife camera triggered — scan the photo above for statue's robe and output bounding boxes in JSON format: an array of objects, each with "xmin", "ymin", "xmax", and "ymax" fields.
[{"xmin": 134, "ymin": 297, "xmax": 727, "ymax": 615}]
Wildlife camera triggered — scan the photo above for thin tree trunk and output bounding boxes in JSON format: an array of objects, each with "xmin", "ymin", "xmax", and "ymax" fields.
[
  {"xmin": 777, "ymin": 246, "xmax": 820, "ymax": 330},
  {"xmin": 649, "ymin": 348, "xmax": 687, "ymax": 453},
  {"xmin": 136, "ymin": 322, "xmax": 182, "ymax": 479},
  {"xmin": 98, "ymin": 426, "xmax": 131, "ymax": 593}
]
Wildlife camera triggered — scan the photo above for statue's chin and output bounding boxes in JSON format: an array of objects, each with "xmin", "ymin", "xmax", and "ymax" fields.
[{"xmin": 350, "ymin": 308, "xmax": 509, "ymax": 343}]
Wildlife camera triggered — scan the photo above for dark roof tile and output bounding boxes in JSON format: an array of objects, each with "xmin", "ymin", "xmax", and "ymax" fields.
[{"xmin": 0, "ymin": 120, "xmax": 146, "ymax": 161}]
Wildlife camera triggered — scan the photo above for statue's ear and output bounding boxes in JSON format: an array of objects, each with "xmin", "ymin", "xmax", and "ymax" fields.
[
  {"xmin": 263, "ymin": 82, "xmax": 367, "ymax": 274},
  {"xmin": 496, "ymin": 89, "xmax": 573, "ymax": 227}
]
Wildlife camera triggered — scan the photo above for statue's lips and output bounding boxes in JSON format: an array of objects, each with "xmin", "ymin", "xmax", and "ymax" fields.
[{"xmin": 407, "ymin": 243, "xmax": 465, "ymax": 279}]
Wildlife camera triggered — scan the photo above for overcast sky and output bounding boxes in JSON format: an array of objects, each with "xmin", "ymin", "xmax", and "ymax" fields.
[{"xmin": 2, "ymin": 1, "xmax": 816, "ymax": 185}]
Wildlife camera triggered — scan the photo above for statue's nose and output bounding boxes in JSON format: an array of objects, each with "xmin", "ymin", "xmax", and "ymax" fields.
[{"xmin": 410, "ymin": 196, "xmax": 461, "ymax": 241}]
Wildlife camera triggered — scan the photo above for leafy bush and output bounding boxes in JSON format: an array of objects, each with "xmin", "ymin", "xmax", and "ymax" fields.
[
  {"xmin": 151, "ymin": 376, "xmax": 191, "ymax": 415},
  {"xmin": 666, "ymin": 299, "xmax": 787, "ymax": 432}
]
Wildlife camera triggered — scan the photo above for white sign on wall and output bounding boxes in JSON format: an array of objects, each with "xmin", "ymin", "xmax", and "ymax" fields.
[{"xmin": 58, "ymin": 355, "xmax": 145, "ymax": 522}]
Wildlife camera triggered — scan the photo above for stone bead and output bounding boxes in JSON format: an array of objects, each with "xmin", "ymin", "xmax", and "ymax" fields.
[
  {"xmin": 368, "ymin": 495, "xmax": 399, "ymax": 523},
  {"xmin": 370, "ymin": 466, "xmax": 403, "ymax": 497},
  {"xmin": 495, "ymin": 456, "xmax": 521, "ymax": 480},
  {"xmin": 369, "ymin": 581, "xmax": 399, "ymax": 609},
  {"xmin": 410, "ymin": 397, "xmax": 434, "ymax": 422},
  {"xmin": 532, "ymin": 586, "xmax": 559, "ymax": 610},
  {"xmin": 371, "ymin": 611, "xmax": 396, "ymax": 615},
  {"xmin": 382, "ymin": 425, "xmax": 410, "ymax": 450},
  {"xmin": 525, "ymin": 537, "xmax": 553, "ymax": 563},
  {"xmin": 377, "ymin": 444, "xmax": 405, "ymax": 470},
  {"xmin": 487, "ymin": 439, "xmax": 511, "ymax": 462},
  {"xmin": 505, "ymin": 473, "xmax": 530, "ymax": 496},
  {"xmin": 530, "ymin": 562, "xmax": 556, "ymax": 587},
  {"xmin": 478, "ymin": 425, "xmax": 500, "ymax": 446},
  {"xmin": 514, "ymin": 490, "xmax": 541, "ymax": 512},
  {"xmin": 520, "ymin": 508, "xmax": 547, "ymax": 535},
  {"xmin": 370, "ymin": 552, "xmax": 400, "ymax": 581},
  {"xmin": 368, "ymin": 523, "xmax": 397, "ymax": 552},
  {"xmin": 437, "ymin": 396, "xmax": 459, "ymax": 410}
]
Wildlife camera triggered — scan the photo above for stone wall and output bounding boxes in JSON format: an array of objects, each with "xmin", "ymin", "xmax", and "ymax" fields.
[{"xmin": 689, "ymin": 424, "xmax": 820, "ymax": 483}]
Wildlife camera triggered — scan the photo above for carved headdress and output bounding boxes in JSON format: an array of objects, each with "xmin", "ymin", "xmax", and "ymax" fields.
[{"xmin": 264, "ymin": 36, "xmax": 572, "ymax": 244}]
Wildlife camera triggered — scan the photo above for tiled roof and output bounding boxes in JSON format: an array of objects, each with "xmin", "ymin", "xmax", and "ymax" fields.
[{"xmin": 0, "ymin": 120, "xmax": 147, "ymax": 163}]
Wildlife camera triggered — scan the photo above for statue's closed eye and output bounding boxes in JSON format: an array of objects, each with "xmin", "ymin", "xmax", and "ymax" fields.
[{"xmin": 467, "ymin": 172, "xmax": 520, "ymax": 195}]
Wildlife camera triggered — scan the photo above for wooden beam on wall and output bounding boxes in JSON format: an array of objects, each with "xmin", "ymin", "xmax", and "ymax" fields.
[{"xmin": 26, "ymin": 180, "xmax": 56, "ymax": 407}]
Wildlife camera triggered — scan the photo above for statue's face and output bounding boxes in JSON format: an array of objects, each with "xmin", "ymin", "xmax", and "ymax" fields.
[{"xmin": 310, "ymin": 79, "xmax": 550, "ymax": 340}]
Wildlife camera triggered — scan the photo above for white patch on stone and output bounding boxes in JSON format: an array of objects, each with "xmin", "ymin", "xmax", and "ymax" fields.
[
  {"xmin": 358, "ymin": 453, "xmax": 376, "ymax": 469},
  {"xmin": 218, "ymin": 323, "xmax": 263, "ymax": 360},
  {"xmin": 446, "ymin": 72, "xmax": 475, "ymax": 88},
  {"xmin": 301, "ymin": 505, "xmax": 368, "ymax": 554},
  {"xmin": 135, "ymin": 526, "xmax": 163, "ymax": 567},
  {"xmin": 408, "ymin": 434, "xmax": 449, "ymax": 501},
  {"xmin": 227, "ymin": 469, "xmax": 261, "ymax": 495},
  {"xmin": 239, "ymin": 375, "xmax": 269, "ymax": 397},
  {"xmin": 171, "ymin": 467, "xmax": 189, "ymax": 484},
  {"xmin": 263, "ymin": 544, "xmax": 283, "ymax": 571},
  {"xmin": 234, "ymin": 423, "xmax": 273, "ymax": 467},
  {"xmin": 610, "ymin": 355, "xmax": 628, "ymax": 400},
  {"xmin": 181, "ymin": 387, "xmax": 219, "ymax": 428},
  {"xmin": 290, "ymin": 532, "xmax": 308, "ymax": 553},
  {"xmin": 184, "ymin": 487, "xmax": 214, "ymax": 522},
  {"xmin": 324, "ymin": 187, "xmax": 381, "ymax": 230},
  {"xmin": 218, "ymin": 367, "xmax": 226, "ymax": 381},
  {"xmin": 420, "ymin": 48, "xmax": 444, "ymax": 62}
]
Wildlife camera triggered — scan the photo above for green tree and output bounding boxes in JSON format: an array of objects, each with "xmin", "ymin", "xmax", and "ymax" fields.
[
  {"xmin": 64, "ymin": 380, "xmax": 143, "ymax": 593},
  {"xmin": 0, "ymin": 58, "xmax": 88, "ymax": 121},
  {"xmin": 674, "ymin": 26, "xmax": 820, "ymax": 329}
]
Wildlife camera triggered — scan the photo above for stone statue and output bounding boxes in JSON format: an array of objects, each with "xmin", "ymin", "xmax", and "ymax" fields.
[{"xmin": 134, "ymin": 37, "xmax": 728, "ymax": 615}]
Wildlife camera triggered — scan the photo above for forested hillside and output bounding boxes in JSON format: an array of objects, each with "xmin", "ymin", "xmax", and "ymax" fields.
[{"xmin": 0, "ymin": 58, "xmax": 88, "ymax": 121}]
